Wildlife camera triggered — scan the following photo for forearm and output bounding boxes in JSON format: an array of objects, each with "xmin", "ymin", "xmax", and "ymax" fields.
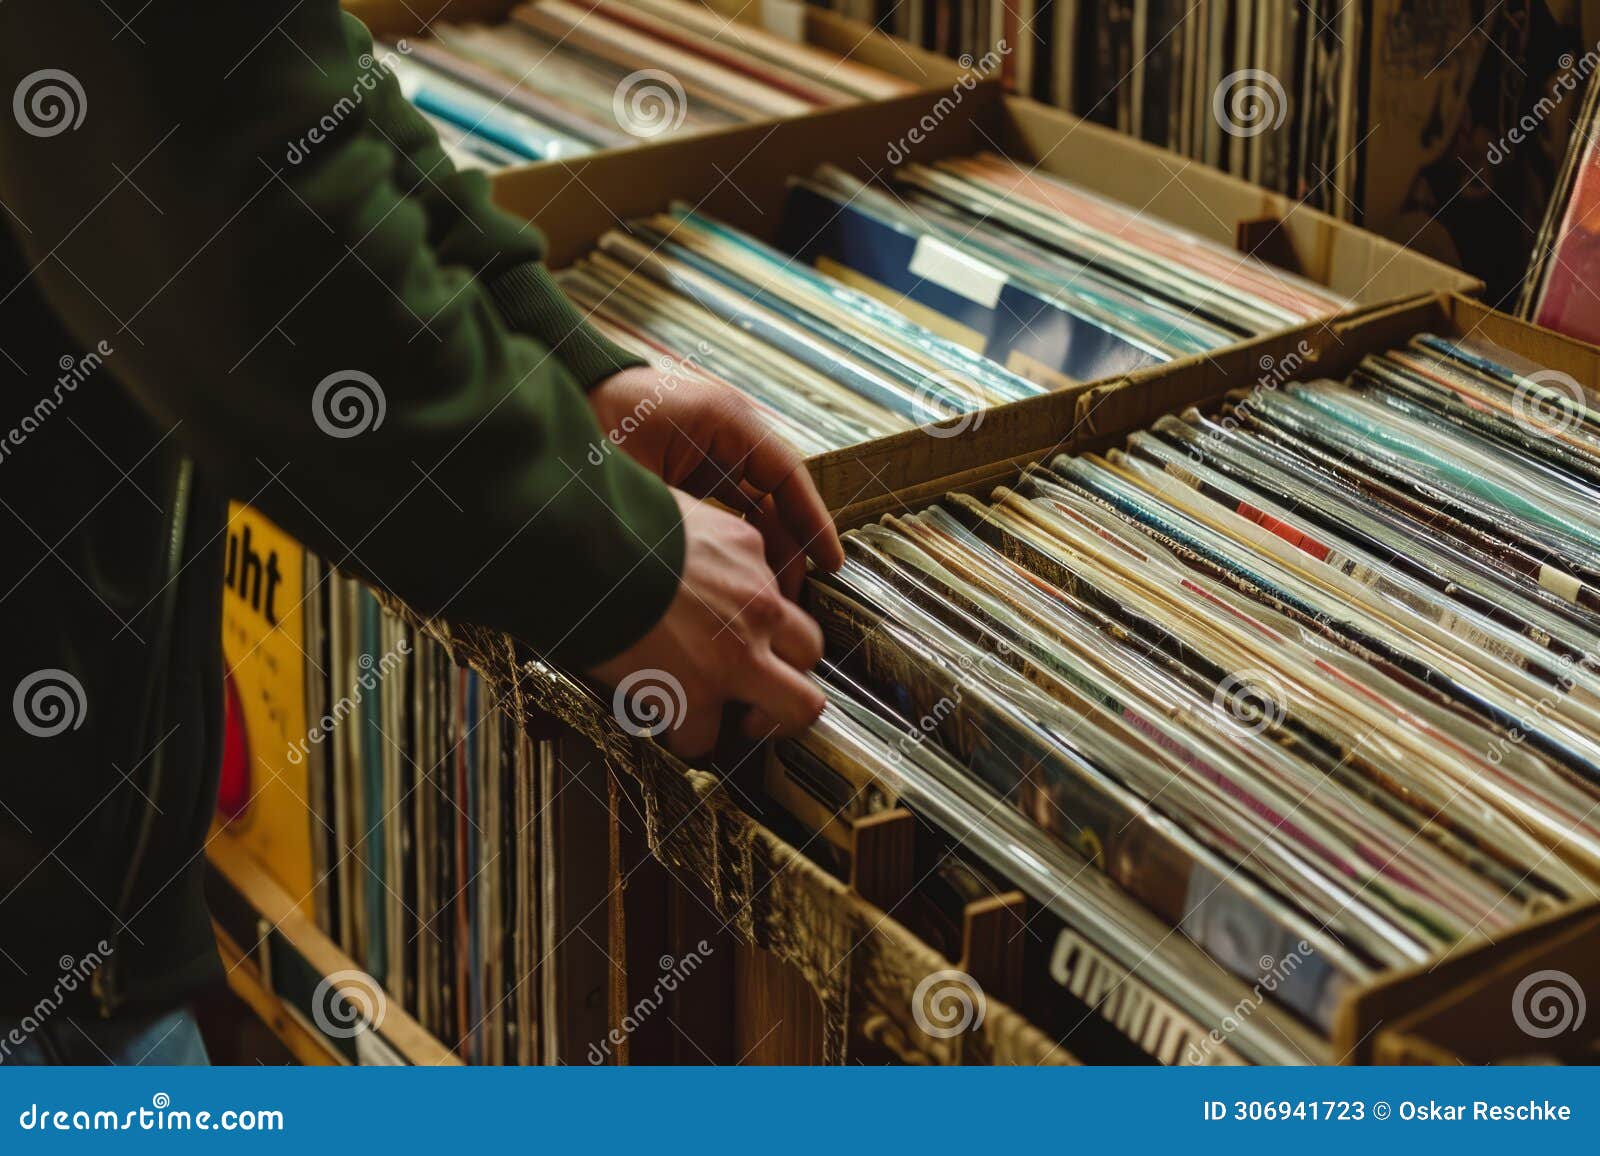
[
  {"xmin": 0, "ymin": 0, "xmax": 678, "ymax": 665},
  {"xmin": 345, "ymin": 12, "xmax": 643, "ymax": 388}
]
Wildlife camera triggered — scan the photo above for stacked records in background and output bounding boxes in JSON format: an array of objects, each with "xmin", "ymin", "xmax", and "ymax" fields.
[
  {"xmin": 1521, "ymin": 76, "xmax": 1600, "ymax": 347},
  {"xmin": 769, "ymin": 331, "xmax": 1600, "ymax": 1064},
  {"xmin": 379, "ymin": 0, "xmax": 915, "ymax": 168},
  {"xmin": 559, "ymin": 152, "xmax": 1348, "ymax": 450},
  {"xmin": 301, "ymin": 565, "xmax": 612, "ymax": 1064},
  {"xmin": 841, "ymin": 0, "xmax": 1597, "ymax": 300}
]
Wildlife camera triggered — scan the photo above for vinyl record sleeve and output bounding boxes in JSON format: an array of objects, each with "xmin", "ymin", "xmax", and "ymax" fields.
[{"xmin": 781, "ymin": 181, "xmax": 1162, "ymax": 382}]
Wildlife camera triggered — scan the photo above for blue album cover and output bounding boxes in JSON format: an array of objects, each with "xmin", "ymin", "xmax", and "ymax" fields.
[{"xmin": 778, "ymin": 183, "xmax": 1164, "ymax": 383}]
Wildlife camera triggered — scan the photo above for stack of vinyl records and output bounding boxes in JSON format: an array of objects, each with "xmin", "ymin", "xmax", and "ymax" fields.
[
  {"xmin": 559, "ymin": 153, "xmax": 1348, "ymax": 450},
  {"xmin": 852, "ymin": 0, "xmax": 1595, "ymax": 298},
  {"xmin": 772, "ymin": 332, "xmax": 1600, "ymax": 1064},
  {"xmin": 379, "ymin": 0, "xmax": 915, "ymax": 168},
  {"xmin": 301, "ymin": 566, "xmax": 611, "ymax": 1064}
]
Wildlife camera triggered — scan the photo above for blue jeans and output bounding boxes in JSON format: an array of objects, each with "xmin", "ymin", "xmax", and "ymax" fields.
[{"xmin": 0, "ymin": 1005, "xmax": 209, "ymax": 1065}]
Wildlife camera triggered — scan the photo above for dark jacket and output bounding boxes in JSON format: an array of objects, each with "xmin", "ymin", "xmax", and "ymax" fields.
[{"xmin": 0, "ymin": 1, "xmax": 678, "ymax": 1016}]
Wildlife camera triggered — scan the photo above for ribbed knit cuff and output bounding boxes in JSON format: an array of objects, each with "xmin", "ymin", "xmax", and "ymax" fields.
[{"xmin": 487, "ymin": 262, "xmax": 645, "ymax": 390}]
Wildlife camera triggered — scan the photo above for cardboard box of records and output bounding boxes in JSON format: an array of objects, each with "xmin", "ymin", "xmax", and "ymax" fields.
[
  {"xmin": 460, "ymin": 84, "xmax": 1600, "ymax": 1064},
  {"xmin": 456, "ymin": 287, "xmax": 1600, "ymax": 1067},
  {"xmin": 489, "ymin": 81, "xmax": 1479, "ymax": 513},
  {"xmin": 805, "ymin": 290, "xmax": 1600, "ymax": 1067},
  {"xmin": 339, "ymin": 0, "xmax": 964, "ymax": 171}
]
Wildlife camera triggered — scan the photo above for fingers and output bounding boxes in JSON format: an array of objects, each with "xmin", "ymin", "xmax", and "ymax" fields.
[
  {"xmin": 664, "ymin": 702, "xmax": 723, "ymax": 759},
  {"xmin": 699, "ymin": 398, "xmax": 845, "ymax": 574},
  {"xmin": 769, "ymin": 592, "xmax": 824, "ymax": 670},
  {"xmin": 772, "ymin": 463, "xmax": 844, "ymax": 573},
  {"xmin": 736, "ymin": 433, "xmax": 843, "ymax": 574},
  {"xmin": 741, "ymin": 649, "xmax": 826, "ymax": 736},
  {"xmin": 591, "ymin": 483, "xmax": 829, "ymax": 761},
  {"xmin": 752, "ymin": 497, "xmax": 807, "ymax": 600},
  {"xmin": 681, "ymin": 458, "xmax": 764, "ymax": 517}
]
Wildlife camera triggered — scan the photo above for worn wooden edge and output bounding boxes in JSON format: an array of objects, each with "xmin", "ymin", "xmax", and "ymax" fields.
[
  {"xmin": 213, "ymin": 925, "xmax": 343, "ymax": 1067},
  {"xmin": 207, "ymin": 830, "xmax": 462, "ymax": 1067}
]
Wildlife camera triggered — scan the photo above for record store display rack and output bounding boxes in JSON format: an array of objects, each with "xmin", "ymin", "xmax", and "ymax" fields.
[
  {"xmin": 209, "ymin": 1, "xmax": 1598, "ymax": 1067},
  {"xmin": 844, "ymin": 0, "xmax": 1600, "ymax": 302}
]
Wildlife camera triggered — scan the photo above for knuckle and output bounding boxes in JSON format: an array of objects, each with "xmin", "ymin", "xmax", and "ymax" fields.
[{"xmin": 744, "ymin": 587, "xmax": 783, "ymax": 627}]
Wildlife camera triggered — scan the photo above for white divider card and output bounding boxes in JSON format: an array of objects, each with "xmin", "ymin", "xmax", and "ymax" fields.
[{"xmin": 908, "ymin": 234, "xmax": 1008, "ymax": 309}]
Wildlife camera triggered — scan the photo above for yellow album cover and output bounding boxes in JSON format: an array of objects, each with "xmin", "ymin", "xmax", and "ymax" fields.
[{"xmin": 215, "ymin": 502, "xmax": 315, "ymax": 911}]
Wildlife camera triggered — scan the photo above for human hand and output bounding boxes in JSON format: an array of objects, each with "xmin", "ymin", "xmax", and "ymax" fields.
[
  {"xmin": 586, "ymin": 490, "xmax": 826, "ymax": 757},
  {"xmin": 587, "ymin": 365, "xmax": 843, "ymax": 597}
]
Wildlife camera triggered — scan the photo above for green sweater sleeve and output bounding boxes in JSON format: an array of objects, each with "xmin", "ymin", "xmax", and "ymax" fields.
[
  {"xmin": 341, "ymin": 14, "xmax": 643, "ymax": 390},
  {"xmin": 0, "ymin": 1, "xmax": 680, "ymax": 666}
]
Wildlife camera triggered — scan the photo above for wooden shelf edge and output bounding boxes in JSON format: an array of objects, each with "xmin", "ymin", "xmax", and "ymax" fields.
[{"xmin": 207, "ymin": 829, "xmax": 463, "ymax": 1067}]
